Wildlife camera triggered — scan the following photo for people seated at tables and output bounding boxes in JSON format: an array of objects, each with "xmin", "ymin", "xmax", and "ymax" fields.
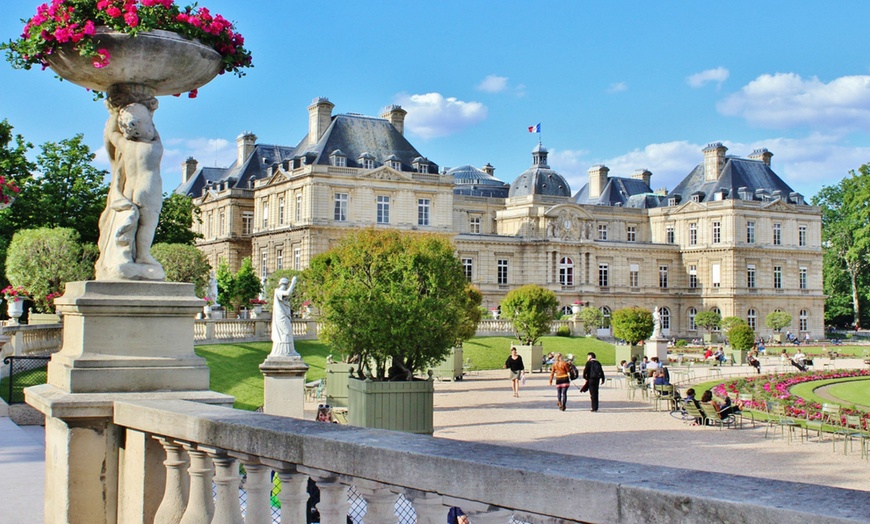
[
  {"xmin": 639, "ymin": 356, "xmax": 649, "ymax": 376},
  {"xmin": 647, "ymin": 356, "xmax": 660, "ymax": 375},
  {"xmin": 652, "ymin": 370, "xmax": 669, "ymax": 386}
]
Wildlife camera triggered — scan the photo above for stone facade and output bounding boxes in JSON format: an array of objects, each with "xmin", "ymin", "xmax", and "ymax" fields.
[{"xmin": 178, "ymin": 99, "xmax": 823, "ymax": 339}]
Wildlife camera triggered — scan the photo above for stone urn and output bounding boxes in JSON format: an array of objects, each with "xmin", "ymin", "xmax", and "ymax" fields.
[
  {"xmin": 572, "ymin": 303, "xmax": 582, "ymax": 315},
  {"xmin": 202, "ymin": 305, "xmax": 212, "ymax": 319},
  {"xmin": 6, "ymin": 298, "xmax": 24, "ymax": 322},
  {"xmin": 0, "ymin": 196, "xmax": 15, "ymax": 211}
]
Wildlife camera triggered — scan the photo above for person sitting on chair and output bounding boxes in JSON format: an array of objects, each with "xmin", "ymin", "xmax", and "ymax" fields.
[{"xmin": 748, "ymin": 351, "xmax": 761, "ymax": 374}]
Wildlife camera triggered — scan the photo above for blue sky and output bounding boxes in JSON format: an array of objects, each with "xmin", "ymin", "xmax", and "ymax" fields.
[{"xmin": 3, "ymin": 1, "xmax": 870, "ymax": 199}]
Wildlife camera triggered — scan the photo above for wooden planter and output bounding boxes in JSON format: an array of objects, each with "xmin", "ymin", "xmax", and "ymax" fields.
[
  {"xmin": 348, "ymin": 377, "xmax": 434, "ymax": 435},
  {"xmin": 432, "ymin": 347, "xmax": 464, "ymax": 381},
  {"xmin": 325, "ymin": 362, "xmax": 353, "ymax": 408},
  {"xmin": 614, "ymin": 344, "xmax": 644, "ymax": 366},
  {"xmin": 512, "ymin": 345, "xmax": 543, "ymax": 372}
]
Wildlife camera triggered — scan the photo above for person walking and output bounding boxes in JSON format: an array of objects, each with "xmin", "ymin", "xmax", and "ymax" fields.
[
  {"xmin": 583, "ymin": 352, "xmax": 606, "ymax": 412},
  {"xmin": 548, "ymin": 352, "xmax": 571, "ymax": 411},
  {"xmin": 504, "ymin": 347, "xmax": 525, "ymax": 397}
]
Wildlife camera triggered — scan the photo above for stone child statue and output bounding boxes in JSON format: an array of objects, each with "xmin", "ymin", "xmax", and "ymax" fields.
[
  {"xmin": 95, "ymin": 85, "xmax": 165, "ymax": 281},
  {"xmin": 270, "ymin": 276, "xmax": 299, "ymax": 357}
]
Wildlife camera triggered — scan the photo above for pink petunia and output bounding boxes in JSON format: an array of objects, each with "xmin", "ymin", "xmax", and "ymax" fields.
[
  {"xmin": 124, "ymin": 12, "xmax": 139, "ymax": 27},
  {"xmin": 106, "ymin": 6, "xmax": 122, "ymax": 18},
  {"xmin": 92, "ymin": 48, "xmax": 111, "ymax": 68}
]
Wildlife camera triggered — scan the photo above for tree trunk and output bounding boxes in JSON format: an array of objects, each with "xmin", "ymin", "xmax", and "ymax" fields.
[{"xmin": 849, "ymin": 261, "xmax": 862, "ymax": 329}]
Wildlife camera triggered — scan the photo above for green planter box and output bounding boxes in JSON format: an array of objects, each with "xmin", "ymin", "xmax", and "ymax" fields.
[
  {"xmin": 325, "ymin": 362, "xmax": 353, "ymax": 408},
  {"xmin": 729, "ymin": 349, "xmax": 748, "ymax": 366},
  {"xmin": 513, "ymin": 345, "xmax": 543, "ymax": 372},
  {"xmin": 703, "ymin": 333, "xmax": 720, "ymax": 345},
  {"xmin": 432, "ymin": 347, "xmax": 464, "ymax": 381},
  {"xmin": 614, "ymin": 344, "xmax": 644, "ymax": 366},
  {"xmin": 347, "ymin": 377, "xmax": 434, "ymax": 435}
]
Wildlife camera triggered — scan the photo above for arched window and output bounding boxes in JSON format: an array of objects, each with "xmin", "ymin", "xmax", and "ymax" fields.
[
  {"xmin": 559, "ymin": 257, "xmax": 574, "ymax": 286},
  {"xmin": 747, "ymin": 309, "xmax": 757, "ymax": 331},
  {"xmin": 660, "ymin": 307, "xmax": 671, "ymax": 330},
  {"xmin": 688, "ymin": 307, "xmax": 697, "ymax": 331},
  {"xmin": 800, "ymin": 309, "xmax": 808, "ymax": 331},
  {"xmin": 600, "ymin": 306, "xmax": 611, "ymax": 328},
  {"xmin": 711, "ymin": 307, "xmax": 721, "ymax": 330},
  {"xmin": 560, "ymin": 306, "xmax": 573, "ymax": 317}
]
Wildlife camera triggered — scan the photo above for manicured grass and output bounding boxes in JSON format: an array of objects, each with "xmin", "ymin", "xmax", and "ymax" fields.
[
  {"xmin": 790, "ymin": 376, "xmax": 870, "ymax": 410},
  {"xmin": 824, "ymin": 379, "xmax": 870, "ymax": 409},
  {"xmin": 0, "ymin": 365, "xmax": 47, "ymax": 404},
  {"xmin": 461, "ymin": 336, "xmax": 615, "ymax": 370}
]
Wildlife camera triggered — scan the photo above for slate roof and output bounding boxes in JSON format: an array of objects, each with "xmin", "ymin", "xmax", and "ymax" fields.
[
  {"xmin": 573, "ymin": 177, "xmax": 663, "ymax": 208},
  {"xmin": 668, "ymin": 156, "xmax": 803, "ymax": 204},
  {"xmin": 508, "ymin": 145, "xmax": 572, "ymax": 198},
  {"xmin": 448, "ymin": 165, "xmax": 510, "ymax": 198}
]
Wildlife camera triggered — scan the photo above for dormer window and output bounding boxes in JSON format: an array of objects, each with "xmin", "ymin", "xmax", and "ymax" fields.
[
  {"xmin": 413, "ymin": 156, "xmax": 430, "ymax": 174},
  {"xmin": 691, "ymin": 195, "xmax": 700, "ymax": 203},
  {"xmin": 385, "ymin": 154, "xmax": 402, "ymax": 171},
  {"xmin": 330, "ymin": 149, "xmax": 347, "ymax": 168},
  {"xmin": 358, "ymin": 152, "xmax": 376, "ymax": 170},
  {"xmin": 668, "ymin": 198, "xmax": 677, "ymax": 207}
]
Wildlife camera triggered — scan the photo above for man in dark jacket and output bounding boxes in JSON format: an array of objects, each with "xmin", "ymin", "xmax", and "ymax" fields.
[{"xmin": 582, "ymin": 352, "xmax": 606, "ymax": 412}]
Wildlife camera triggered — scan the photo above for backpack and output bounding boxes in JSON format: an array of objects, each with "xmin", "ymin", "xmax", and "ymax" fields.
[{"xmin": 568, "ymin": 363, "xmax": 579, "ymax": 380}]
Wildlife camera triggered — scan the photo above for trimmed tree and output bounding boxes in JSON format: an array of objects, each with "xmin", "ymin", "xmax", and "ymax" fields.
[
  {"xmin": 578, "ymin": 306, "xmax": 603, "ymax": 335},
  {"xmin": 766, "ymin": 311, "xmax": 792, "ymax": 333},
  {"xmin": 151, "ymin": 243, "xmax": 211, "ymax": 297},
  {"xmin": 695, "ymin": 310, "xmax": 722, "ymax": 334},
  {"xmin": 216, "ymin": 257, "xmax": 261, "ymax": 315},
  {"xmin": 612, "ymin": 307, "xmax": 654, "ymax": 345},
  {"xmin": 304, "ymin": 228, "xmax": 467, "ymax": 381},
  {"xmin": 720, "ymin": 316, "xmax": 747, "ymax": 334},
  {"xmin": 501, "ymin": 284, "xmax": 560, "ymax": 345},
  {"xmin": 729, "ymin": 324, "xmax": 756, "ymax": 351},
  {"xmin": 455, "ymin": 285, "xmax": 483, "ymax": 347}
]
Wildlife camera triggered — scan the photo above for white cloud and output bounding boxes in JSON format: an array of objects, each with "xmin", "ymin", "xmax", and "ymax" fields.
[
  {"xmin": 607, "ymin": 82, "xmax": 628, "ymax": 93},
  {"xmin": 547, "ymin": 148, "xmax": 590, "ymax": 192},
  {"xmin": 599, "ymin": 141, "xmax": 702, "ymax": 194},
  {"xmin": 477, "ymin": 75, "xmax": 509, "ymax": 93},
  {"xmin": 717, "ymin": 73, "xmax": 870, "ymax": 131},
  {"xmin": 687, "ymin": 67, "xmax": 730, "ymax": 88},
  {"xmin": 395, "ymin": 92, "xmax": 488, "ymax": 139}
]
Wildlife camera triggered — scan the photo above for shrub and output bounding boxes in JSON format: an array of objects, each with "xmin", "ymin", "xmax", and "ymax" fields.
[
  {"xmin": 675, "ymin": 339, "xmax": 688, "ymax": 347},
  {"xmin": 501, "ymin": 284, "xmax": 560, "ymax": 345},
  {"xmin": 612, "ymin": 307, "xmax": 653, "ymax": 345},
  {"xmin": 556, "ymin": 326, "xmax": 571, "ymax": 337}
]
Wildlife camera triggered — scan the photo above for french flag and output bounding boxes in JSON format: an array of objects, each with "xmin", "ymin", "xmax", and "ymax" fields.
[{"xmin": 528, "ymin": 123, "xmax": 541, "ymax": 133}]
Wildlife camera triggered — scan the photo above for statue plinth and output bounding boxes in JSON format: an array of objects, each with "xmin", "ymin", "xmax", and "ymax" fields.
[{"xmin": 260, "ymin": 356, "xmax": 309, "ymax": 418}]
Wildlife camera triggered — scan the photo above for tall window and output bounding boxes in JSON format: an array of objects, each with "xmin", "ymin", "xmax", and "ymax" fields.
[
  {"xmin": 800, "ymin": 309, "xmax": 808, "ymax": 331},
  {"xmin": 295, "ymin": 193, "xmax": 302, "ymax": 223},
  {"xmin": 497, "ymin": 259, "xmax": 509, "ymax": 285},
  {"xmin": 689, "ymin": 265, "xmax": 698, "ymax": 289},
  {"xmin": 598, "ymin": 224, "xmax": 608, "ymax": 241},
  {"xmin": 688, "ymin": 307, "xmax": 697, "ymax": 331},
  {"xmin": 626, "ymin": 226, "xmax": 637, "ymax": 242},
  {"xmin": 262, "ymin": 200, "xmax": 269, "ymax": 229},
  {"xmin": 294, "ymin": 248, "xmax": 301, "ymax": 270},
  {"xmin": 747, "ymin": 264, "xmax": 756, "ymax": 288},
  {"xmin": 469, "ymin": 216, "xmax": 481, "ymax": 234},
  {"xmin": 712, "ymin": 221, "xmax": 721, "ymax": 244},
  {"xmin": 362, "ymin": 158, "xmax": 375, "ymax": 170},
  {"xmin": 799, "ymin": 225, "xmax": 807, "ymax": 247},
  {"xmin": 559, "ymin": 257, "xmax": 574, "ymax": 286},
  {"xmin": 774, "ymin": 265, "xmax": 782, "ymax": 289},
  {"xmin": 334, "ymin": 193, "xmax": 348, "ymax": 222},
  {"xmin": 462, "ymin": 258, "xmax": 473, "ymax": 281},
  {"xmin": 598, "ymin": 263, "xmax": 609, "ymax": 287},
  {"xmin": 711, "ymin": 263, "xmax": 721, "ymax": 288},
  {"xmin": 278, "ymin": 197, "xmax": 285, "ymax": 226},
  {"xmin": 689, "ymin": 223, "xmax": 697, "ymax": 245},
  {"xmin": 276, "ymin": 248, "xmax": 284, "ymax": 270},
  {"xmin": 799, "ymin": 267, "xmax": 807, "ymax": 289},
  {"xmin": 746, "ymin": 221, "xmax": 755, "ymax": 244},
  {"xmin": 242, "ymin": 212, "xmax": 253, "ymax": 235},
  {"xmin": 219, "ymin": 211, "xmax": 226, "ymax": 236},
  {"xmin": 208, "ymin": 213, "xmax": 214, "ymax": 239},
  {"xmin": 261, "ymin": 252, "xmax": 268, "ymax": 278},
  {"xmin": 773, "ymin": 223, "xmax": 782, "ymax": 245},
  {"xmin": 417, "ymin": 198, "xmax": 430, "ymax": 226},
  {"xmin": 377, "ymin": 195, "xmax": 390, "ymax": 224},
  {"xmin": 666, "ymin": 225, "xmax": 674, "ymax": 244},
  {"xmin": 600, "ymin": 306, "xmax": 611, "ymax": 328},
  {"xmin": 660, "ymin": 307, "xmax": 670, "ymax": 330},
  {"xmin": 747, "ymin": 309, "xmax": 757, "ymax": 331},
  {"xmin": 659, "ymin": 265, "xmax": 668, "ymax": 288},
  {"xmin": 629, "ymin": 264, "xmax": 639, "ymax": 287}
]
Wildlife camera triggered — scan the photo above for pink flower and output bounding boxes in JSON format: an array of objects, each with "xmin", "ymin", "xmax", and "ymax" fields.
[
  {"xmin": 123, "ymin": 11, "xmax": 139, "ymax": 27},
  {"xmin": 106, "ymin": 6, "xmax": 122, "ymax": 18},
  {"xmin": 92, "ymin": 48, "xmax": 110, "ymax": 68},
  {"xmin": 83, "ymin": 20, "xmax": 95, "ymax": 36}
]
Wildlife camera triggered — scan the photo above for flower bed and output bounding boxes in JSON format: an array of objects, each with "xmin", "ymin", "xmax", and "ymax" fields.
[{"xmin": 712, "ymin": 369, "xmax": 870, "ymax": 429}]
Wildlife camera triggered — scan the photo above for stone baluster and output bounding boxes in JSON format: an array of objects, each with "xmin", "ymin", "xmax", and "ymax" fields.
[
  {"xmin": 353, "ymin": 479, "xmax": 399, "ymax": 523},
  {"xmin": 153, "ymin": 437, "xmax": 189, "ymax": 524},
  {"xmin": 233, "ymin": 454, "xmax": 272, "ymax": 524},
  {"xmin": 263, "ymin": 461, "xmax": 309, "ymax": 524},
  {"xmin": 179, "ymin": 443, "xmax": 214, "ymax": 524},
  {"xmin": 305, "ymin": 469, "xmax": 350, "ymax": 524},
  {"xmin": 203, "ymin": 447, "xmax": 243, "ymax": 524},
  {"xmin": 404, "ymin": 491, "xmax": 445, "ymax": 524}
]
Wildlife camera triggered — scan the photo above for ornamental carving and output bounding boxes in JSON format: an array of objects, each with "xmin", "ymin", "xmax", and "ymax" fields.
[{"xmin": 547, "ymin": 209, "xmax": 585, "ymax": 241}]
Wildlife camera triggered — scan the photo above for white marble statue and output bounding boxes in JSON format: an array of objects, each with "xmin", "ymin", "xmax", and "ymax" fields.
[
  {"xmin": 652, "ymin": 306, "xmax": 662, "ymax": 339},
  {"xmin": 95, "ymin": 85, "xmax": 165, "ymax": 281},
  {"xmin": 270, "ymin": 276, "xmax": 299, "ymax": 357}
]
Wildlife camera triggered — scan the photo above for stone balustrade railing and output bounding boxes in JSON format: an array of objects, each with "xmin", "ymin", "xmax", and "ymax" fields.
[
  {"xmin": 0, "ymin": 324, "xmax": 62, "ymax": 378},
  {"xmin": 112, "ymin": 398, "xmax": 866, "ymax": 524},
  {"xmin": 192, "ymin": 319, "xmax": 321, "ymax": 345}
]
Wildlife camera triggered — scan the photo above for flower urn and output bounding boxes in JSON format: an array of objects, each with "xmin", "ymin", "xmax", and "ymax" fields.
[{"xmin": 6, "ymin": 298, "xmax": 24, "ymax": 322}]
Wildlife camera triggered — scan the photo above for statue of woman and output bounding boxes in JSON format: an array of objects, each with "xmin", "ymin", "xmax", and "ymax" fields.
[{"xmin": 270, "ymin": 276, "xmax": 298, "ymax": 357}]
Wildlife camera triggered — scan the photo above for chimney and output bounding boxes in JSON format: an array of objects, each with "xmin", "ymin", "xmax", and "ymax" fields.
[
  {"xmin": 703, "ymin": 142, "xmax": 728, "ymax": 182},
  {"xmin": 236, "ymin": 132, "xmax": 257, "ymax": 166},
  {"xmin": 748, "ymin": 148, "xmax": 773, "ymax": 166},
  {"xmin": 182, "ymin": 156, "xmax": 198, "ymax": 184},
  {"xmin": 308, "ymin": 97, "xmax": 335, "ymax": 145},
  {"xmin": 380, "ymin": 104, "xmax": 407, "ymax": 135},
  {"xmin": 588, "ymin": 165, "xmax": 610, "ymax": 198},
  {"xmin": 482, "ymin": 163, "xmax": 495, "ymax": 176},
  {"xmin": 631, "ymin": 169, "xmax": 652, "ymax": 188}
]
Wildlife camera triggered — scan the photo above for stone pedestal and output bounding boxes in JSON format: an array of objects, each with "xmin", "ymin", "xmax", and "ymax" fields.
[
  {"xmin": 25, "ymin": 281, "xmax": 233, "ymax": 524},
  {"xmin": 645, "ymin": 337, "xmax": 668, "ymax": 363},
  {"xmin": 260, "ymin": 356, "xmax": 309, "ymax": 418}
]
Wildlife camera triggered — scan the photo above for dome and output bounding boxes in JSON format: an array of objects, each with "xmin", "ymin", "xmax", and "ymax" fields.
[
  {"xmin": 509, "ymin": 144, "xmax": 571, "ymax": 197},
  {"xmin": 448, "ymin": 164, "xmax": 510, "ymax": 198}
]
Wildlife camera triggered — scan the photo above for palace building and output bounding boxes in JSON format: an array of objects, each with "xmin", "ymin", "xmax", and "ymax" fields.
[{"xmin": 177, "ymin": 98, "xmax": 824, "ymax": 338}]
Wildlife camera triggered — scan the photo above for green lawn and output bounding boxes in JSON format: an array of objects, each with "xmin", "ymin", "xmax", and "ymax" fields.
[{"xmin": 0, "ymin": 365, "xmax": 47, "ymax": 404}]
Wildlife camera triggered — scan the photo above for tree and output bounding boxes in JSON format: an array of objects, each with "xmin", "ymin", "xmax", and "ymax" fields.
[
  {"xmin": 578, "ymin": 306, "xmax": 603, "ymax": 335},
  {"xmin": 455, "ymin": 285, "xmax": 483, "ymax": 346},
  {"xmin": 728, "ymin": 324, "xmax": 756, "ymax": 351},
  {"xmin": 304, "ymin": 228, "xmax": 467, "ymax": 381},
  {"xmin": 0, "ymin": 120, "xmax": 35, "ymax": 290},
  {"xmin": 720, "ymin": 316, "xmax": 747, "ymax": 334},
  {"xmin": 765, "ymin": 311, "xmax": 792, "ymax": 333},
  {"xmin": 694, "ymin": 311, "xmax": 722, "ymax": 334},
  {"xmin": 501, "ymin": 284, "xmax": 560, "ymax": 345},
  {"xmin": 5, "ymin": 228, "xmax": 95, "ymax": 312},
  {"xmin": 216, "ymin": 257, "xmax": 261, "ymax": 315},
  {"xmin": 154, "ymin": 193, "xmax": 203, "ymax": 245},
  {"xmin": 151, "ymin": 243, "xmax": 211, "ymax": 297},
  {"xmin": 611, "ymin": 307, "xmax": 653, "ymax": 346}
]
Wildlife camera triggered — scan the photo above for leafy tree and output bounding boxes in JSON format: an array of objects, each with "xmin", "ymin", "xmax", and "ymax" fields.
[
  {"xmin": 154, "ymin": 193, "xmax": 203, "ymax": 245},
  {"xmin": 5, "ymin": 228, "xmax": 95, "ymax": 312},
  {"xmin": 720, "ymin": 316, "xmax": 747, "ymax": 334},
  {"xmin": 765, "ymin": 311, "xmax": 792, "ymax": 333},
  {"xmin": 454, "ymin": 285, "xmax": 483, "ymax": 346},
  {"xmin": 263, "ymin": 269, "xmax": 304, "ymax": 313},
  {"xmin": 304, "ymin": 228, "xmax": 467, "ymax": 381},
  {"xmin": 611, "ymin": 307, "xmax": 654, "ymax": 346},
  {"xmin": 151, "ymin": 243, "xmax": 211, "ymax": 297},
  {"xmin": 728, "ymin": 324, "xmax": 756, "ymax": 351},
  {"xmin": 694, "ymin": 311, "xmax": 722, "ymax": 333},
  {"xmin": 578, "ymin": 306, "xmax": 603, "ymax": 335},
  {"xmin": 501, "ymin": 284, "xmax": 560, "ymax": 345},
  {"xmin": 0, "ymin": 120, "xmax": 35, "ymax": 290},
  {"xmin": 216, "ymin": 257, "xmax": 262, "ymax": 315}
]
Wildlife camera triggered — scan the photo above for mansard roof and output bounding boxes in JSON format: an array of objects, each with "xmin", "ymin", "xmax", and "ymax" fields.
[
  {"xmin": 448, "ymin": 164, "xmax": 510, "ymax": 198},
  {"xmin": 669, "ymin": 156, "xmax": 804, "ymax": 204},
  {"xmin": 574, "ymin": 177, "xmax": 663, "ymax": 208}
]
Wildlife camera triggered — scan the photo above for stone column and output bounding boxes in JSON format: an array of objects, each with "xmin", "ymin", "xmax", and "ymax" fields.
[{"xmin": 260, "ymin": 355, "xmax": 309, "ymax": 418}]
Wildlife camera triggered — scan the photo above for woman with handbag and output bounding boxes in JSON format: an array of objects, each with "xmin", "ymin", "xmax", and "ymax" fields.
[
  {"xmin": 549, "ymin": 352, "xmax": 571, "ymax": 411},
  {"xmin": 504, "ymin": 347, "xmax": 525, "ymax": 397}
]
